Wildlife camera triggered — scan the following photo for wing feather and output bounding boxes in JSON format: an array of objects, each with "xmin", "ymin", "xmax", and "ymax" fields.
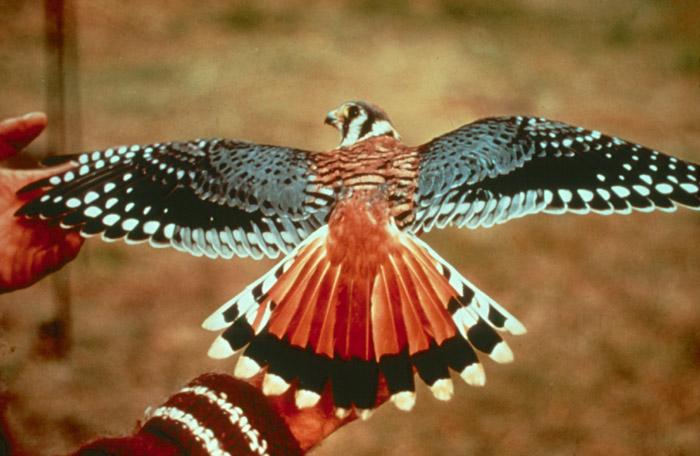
[
  {"xmin": 17, "ymin": 139, "xmax": 336, "ymax": 258},
  {"xmin": 412, "ymin": 116, "xmax": 700, "ymax": 232}
]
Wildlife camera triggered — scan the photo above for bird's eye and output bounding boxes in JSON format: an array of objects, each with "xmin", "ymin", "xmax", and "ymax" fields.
[{"xmin": 347, "ymin": 105, "xmax": 359, "ymax": 119}]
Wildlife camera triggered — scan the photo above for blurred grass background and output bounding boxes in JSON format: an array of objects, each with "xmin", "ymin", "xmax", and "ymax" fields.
[{"xmin": 1, "ymin": 0, "xmax": 699, "ymax": 454}]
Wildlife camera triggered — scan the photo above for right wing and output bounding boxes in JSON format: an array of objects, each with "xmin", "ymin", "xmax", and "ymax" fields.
[{"xmin": 411, "ymin": 116, "xmax": 699, "ymax": 232}]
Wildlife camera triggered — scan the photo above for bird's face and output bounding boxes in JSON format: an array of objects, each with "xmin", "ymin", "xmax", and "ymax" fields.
[{"xmin": 324, "ymin": 101, "xmax": 400, "ymax": 147}]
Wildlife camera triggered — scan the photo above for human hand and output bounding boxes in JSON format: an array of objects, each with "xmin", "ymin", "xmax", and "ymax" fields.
[
  {"xmin": 78, "ymin": 372, "xmax": 390, "ymax": 455},
  {"xmin": 248, "ymin": 373, "xmax": 390, "ymax": 452},
  {"xmin": 0, "ymin": 112, "xmax": 84, "ymax": 292}
]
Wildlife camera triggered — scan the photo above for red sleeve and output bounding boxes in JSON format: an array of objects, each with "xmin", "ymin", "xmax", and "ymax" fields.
[{"xmin": 75, "ymin": 374, "xmax": 304, "ymax": 456}]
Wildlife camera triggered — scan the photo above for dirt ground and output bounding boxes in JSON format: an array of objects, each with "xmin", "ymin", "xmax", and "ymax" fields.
[{"xmin": 1, "ymin": 1, "xmax": 699, "ymax": 454}]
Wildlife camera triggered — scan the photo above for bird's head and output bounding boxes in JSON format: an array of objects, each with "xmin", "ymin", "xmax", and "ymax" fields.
[{"xmin": 324, "ymin": 101, "xmax": 400, "ymax": 147}]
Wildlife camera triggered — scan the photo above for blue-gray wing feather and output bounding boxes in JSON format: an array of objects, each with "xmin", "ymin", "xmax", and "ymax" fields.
[
  {"xmin": 412, "ymin": 116, "xmax": 700, "ymax": 232},
  {"xmin": 18, "ymin": 139, "xmax": 336, "ymax": 259}
]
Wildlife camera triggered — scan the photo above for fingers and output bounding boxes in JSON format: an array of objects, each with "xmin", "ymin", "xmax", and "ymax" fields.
[
  {"xmin": 0, "ymin": 112, "xmax": 48, "ymax": 160},
  {"xmin": 0, "ymin": 167, "xmax": 84, "ymax": 292},
  {"xmin": 248, "ymin": 369, "xmax": 391, "ymax": 452},
  {"xmin": 0, "ymin": 111, "xmax": 82, "ymax": 291},
  {"xmin": 0, "ymin": 221, "xmax": 83, "ymax": 293}
]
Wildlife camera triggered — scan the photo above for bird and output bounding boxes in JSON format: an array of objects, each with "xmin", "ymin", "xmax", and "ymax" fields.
[{"xmin": 16, "ymin": 101, "xmax": 700, "ymax": 419}]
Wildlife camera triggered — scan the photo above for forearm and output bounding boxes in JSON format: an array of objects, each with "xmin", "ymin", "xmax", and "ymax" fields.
[{"xmin": 77, "ymin": 374, "xmax": 304, "ymax": 456}]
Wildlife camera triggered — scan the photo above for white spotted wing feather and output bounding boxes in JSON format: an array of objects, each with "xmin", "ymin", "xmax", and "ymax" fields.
[
  {"xmin": 17, "ymin": 139, "xmax": 335, "ymax": 259},
  {"xmin": 413, "ymin": 116, "xmax": 700, "ymax": 232}
]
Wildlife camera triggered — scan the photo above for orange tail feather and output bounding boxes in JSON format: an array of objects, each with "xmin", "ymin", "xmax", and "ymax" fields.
[{"xmin": 204, "ymin": 216, "xmax": 525, "ymax": 412}]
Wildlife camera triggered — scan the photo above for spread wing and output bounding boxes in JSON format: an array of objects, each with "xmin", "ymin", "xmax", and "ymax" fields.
[
  {"xmin": 17, "ymin": 139, "xmax": 336, "ymax": 259},
  {"xmin": 411, "ymin": 116, "xmax": 700, "ymax": 232}
]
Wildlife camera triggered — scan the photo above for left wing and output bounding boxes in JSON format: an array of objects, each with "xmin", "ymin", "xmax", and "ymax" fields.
[
  {"xmin": 411, "ymin": 116, "xmax": 700, "ymax": 232},
  {"xmin": 17, "ymin": 139, "xmax": 335, "ymax": 259}
]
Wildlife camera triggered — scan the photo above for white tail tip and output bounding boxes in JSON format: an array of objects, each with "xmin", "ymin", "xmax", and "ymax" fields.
[
  {"xmin": 390, "ymin": 391, "xmax": 416, "ymax": 412},
  {"xmin": 357, "ymin": 408, "xmax": 374, "ymax": 421},
  {"xmin": 430, "ymin": 378, "xmax": 454, "ymax": 401},
  {"xmin": 262, "ymin": 372, "xmax": 290, "ymax": 396},
  {"xmin": 460, "ymin": 363, "xmax": 486, "ymax": 387},
  {"xmin": 334, "ymin": 407, "xmax": 350, "ymax": 419},
  {"xmin": 295, "ymin": 389, "xmax": 321, "ymax": 409},
  {"xmin": 506, "ymin": 318, "xmax": 527, "ymax": 336},
  {"xmin": 207, "ymin": 335, "xmax": 234, "ymax": 359},
  {"xmin": 233, "ymin": 355, "xmax": 261, "ymax": 379},
  {"xmin": 202, "ymin": 313, "xmax": 228, "ymax": 331},
  {"xmin": 489, "ymin": 341, "xmax": 514, "ymax": 364}
]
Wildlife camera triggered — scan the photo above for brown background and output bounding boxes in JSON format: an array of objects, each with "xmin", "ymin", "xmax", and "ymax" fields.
[{"xmin": 1, "ymin": 1, "xmax": 699, "ymax": 454}]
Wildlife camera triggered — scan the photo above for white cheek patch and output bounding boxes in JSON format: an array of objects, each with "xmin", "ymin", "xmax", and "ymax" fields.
[
  {"xmin": 339, "ymin": 114, "xmax": 368, "ymax": 147},
  {"xmin": 339, "ymin": 117, "xmax": 400, "ymax": 147}
]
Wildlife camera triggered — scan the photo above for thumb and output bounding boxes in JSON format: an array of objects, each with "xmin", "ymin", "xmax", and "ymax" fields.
[{"xmin": 0, "ymin": 112, "xmax": 48, "ymax": 160}]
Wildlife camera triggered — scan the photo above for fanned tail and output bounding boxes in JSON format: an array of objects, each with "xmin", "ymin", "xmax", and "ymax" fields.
[{"xmin": 203, "ymin": 224, "xmax": 526, "ymax": 417}]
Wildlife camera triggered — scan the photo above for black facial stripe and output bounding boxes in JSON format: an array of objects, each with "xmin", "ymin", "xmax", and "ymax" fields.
[
  {"xmin": 359, "ymin": 111, "xmax": 376, "ymax": 139},
  {"xmin": 347, "ymin": 105, "xmax": 360, "ymax": 120},
  {"xmin": 342, "ymin": 118, "xmax": 350, "ymax": 139}
]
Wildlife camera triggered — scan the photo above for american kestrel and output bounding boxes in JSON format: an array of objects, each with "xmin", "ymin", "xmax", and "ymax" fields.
[{"xmin": 17, "ymin": 101, "xmax": 700, "ymax": 418}]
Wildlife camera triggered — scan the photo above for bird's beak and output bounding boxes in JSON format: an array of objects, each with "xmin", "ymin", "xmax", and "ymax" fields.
[{"xmin": 324, "ymin": 110, "xmax": 339, "ymax": 128}]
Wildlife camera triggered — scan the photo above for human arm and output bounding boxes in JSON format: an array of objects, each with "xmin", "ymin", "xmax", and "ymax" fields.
[{"xmin": 78, "ymin": 372, "xmax": 385, "ymax": 455}]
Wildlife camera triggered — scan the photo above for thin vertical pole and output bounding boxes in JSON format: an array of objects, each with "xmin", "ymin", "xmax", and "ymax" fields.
[{"xmin": 41, "ymin": 0, "xmax": 80, "ymax": 357}]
